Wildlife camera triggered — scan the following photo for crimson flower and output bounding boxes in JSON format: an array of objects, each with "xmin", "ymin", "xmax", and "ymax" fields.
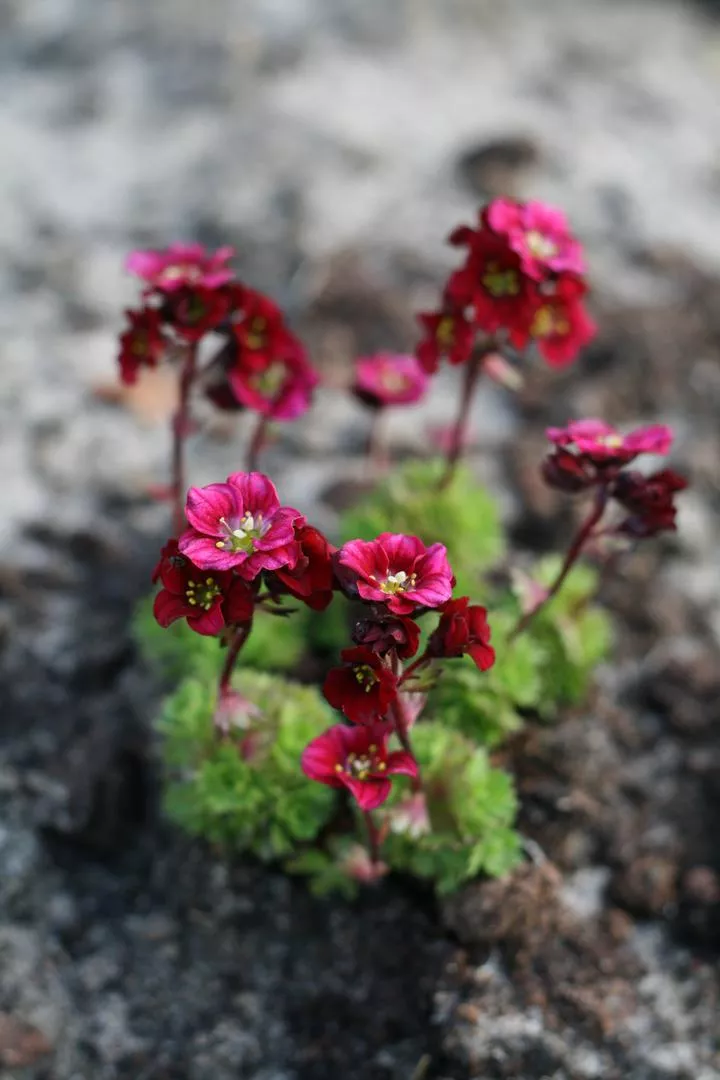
[
  {"xmin": 301, "ymin": 723, "xmax": 417, "ymax": 811},
  {"xmin": 613, "ymin": 468, "xmax": 687, "ymax": 537},
  {"xmin": 323, "ymin": 647, "xmax": 399, "ymax": 725},
  {"xmin": 118, "ymin": 307, "xmax": 166, "ymax": 385},
  {"xmin": 428, "ymin": 597, "xmax": 495, "ymax": 671},
  {"xmin": 337, "ymin": 533, "xmax": 454, "ymax": 616},
  {"xmin": 152, "ymin": 539, "xmax": 254, "ymax": 636},
  {"xmin": 547, "ymin": 419, "xmax": 674, "ymax": 467},
  {"xmin": 447, "ymin": 228, "xmax": 535, "ymax": 345},
  {"xmin": 525, "ymin": 276, "xmax": 595, "ymax": 367},
  {"xmin": 353, "ymin": 353, "xmax": 429, "ymax": 409},
  {"xmin": 274, "ymin": 523, "xmax": 336, "ymax": 611},
  {"xmin": 164, "ymin": 285, "xmax": 231, "ymax": 342},
  {"xmin": 416, "ymin": 308, "xmax": 474, "ymax": 374},
  {"xmin": 484, "ymin": 199, "xmax": 585, "ymax": 281},
  {"xmin": 351, "ymin": 613, "xmax": 420, "ymax": 659},
  {"xmin": 125, "ymin": 243, "xmax": 235, "ymax": 293},
  {"xmin": 179, "ymin": 471, "xmax": 300, "ymax": 576}
]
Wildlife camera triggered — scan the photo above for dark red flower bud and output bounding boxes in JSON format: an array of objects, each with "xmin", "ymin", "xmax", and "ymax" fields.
[
  {"xmin": 613, "ymin": 468, "xmax": 687, "ymax": 538},
  {"xmin": 274, "ymin": 523, "xmax": 336, "ymax": 611},
  {"xmin": 427, "ymin": 597, "xmax": 495, "ymax": 672},
  {"xmin": 541, "ymin": 448, "xmax": 597, "ymax": 493},
  {"xmin": 352, "ymin": 613, "xmax": 420, "ymax": 660}
]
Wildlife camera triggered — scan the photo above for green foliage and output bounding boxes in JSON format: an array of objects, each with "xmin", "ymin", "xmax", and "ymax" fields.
[
  {"xmin": 340, "ymin": 459, "xmax": 503, "ymax": 596},
  {"xmin": 134, "ymin": 595, "xmax": 308, "ymax": 680},
  {"xmin": 380, "ymin": 724, "xmax": 522, "ymax": 893},
  {"xmin": 426, "ymin": 563, "xmax": 613, "ymax": 743},
  {"xmin": 159, "ymin": 670, "xmax": 337, "ymax": 859}
]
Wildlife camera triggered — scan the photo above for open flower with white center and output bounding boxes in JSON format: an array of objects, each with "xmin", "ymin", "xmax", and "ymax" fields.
[
  {"xmin": 337, "ymin": 532, "xmax": 454, "ymax": 616},
  {"xmin": 178, "ymin": 471, "xmax": 302, "ymax": 577}
]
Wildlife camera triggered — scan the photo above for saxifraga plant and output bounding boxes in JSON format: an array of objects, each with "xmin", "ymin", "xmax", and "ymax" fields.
[{"xmin": 123, "ymin": 200, "xmax": 686, "ymax": 894}]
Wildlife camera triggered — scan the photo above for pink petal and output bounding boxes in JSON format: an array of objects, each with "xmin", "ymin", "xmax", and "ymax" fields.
[
  {"xmin": 185, "ymin": 483, "xmax": 236, "ymax": 536},
  {"xmin": 226, "ymin": 472, "xmax": 280, "ymax": 517},
  {"xmin": 625, "ymin": 424, "xmax": 673, "ymax": 455},
  {"xmin": 179, "ymin": 532, "xmax": 242, "ymax": 571},
  {"xmin": 378, "ymin": 533, "xmax": 424, "ymax": 566}
]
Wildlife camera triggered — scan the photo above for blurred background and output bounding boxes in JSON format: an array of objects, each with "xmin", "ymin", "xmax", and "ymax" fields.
[{"xmin": 1, "ymin": 1, "xmax": 720, "ymax": 1078}]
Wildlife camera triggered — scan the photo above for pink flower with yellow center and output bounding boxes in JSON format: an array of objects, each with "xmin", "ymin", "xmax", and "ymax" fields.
[
  {"xmin": 125, "ymin": 243, "xmax": 235, "ymax": 293},
  {"xmin": 353, "ymin": 353, "xmax": 429, "ymax": 409},
  {"xmin": 337, "ymin": 533, "xmax": 454, "ymax": 616},
  {"xmin": 301, "ymin": 723, "xmax": 418, "ymax": 811},
  {"xmin": 178, "ymin": 471, "xmax": 301, "ymax": 577}
]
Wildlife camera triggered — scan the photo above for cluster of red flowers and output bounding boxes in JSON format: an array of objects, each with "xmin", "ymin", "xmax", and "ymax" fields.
[
  {"xmin": 542, "ymin": 419, "xmax": 687, "ymax": 537},
  {"xmin": 152, "ymin": 470, "xmax": 334, "ymax": 637},
  {"xmin": 416, "ymin": 198, "xmax": 595, "ymax": 373},
  {"xmin": 302, "ymin": 533, "xmax": 495, "ymax": 811},
  {"xmin": 119, "ymin": 244, "xmax": 318, "ymax": 421}
]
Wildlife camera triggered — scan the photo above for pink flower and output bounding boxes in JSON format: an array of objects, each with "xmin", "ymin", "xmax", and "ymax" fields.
[
  {"xmin": 547, "ymin": 419, "xmax": 674, "ymax": 466},
  {"xmin": 125, "ymin": 243, "xmax": 235, "ymax": 293},
  {"xmin": 353, "ymin": 353, "xmax": 429, "ymax": 409},
  {"xmin": 301, "ymin": 723, "xmax": 418, "ymax": 811},
  {"xmin": 447, "ymin": 229, "xmax": 535, "ymax": 346},
  {"xmin": 337, "ymin": 533, "xmax": 454, "ymax": 615},
  {"xmin": 484, "ymin": 199, "xmax": 585, "ymax": 281},
  {"xmin": 526, "ymin": 276, "xmax": 596, "ymax": 367},
  {"xmin": 152, "ymin": 539, "xmax": 254, "ymax": 636},
  {"xmin": 178, "ymin": 472, "xmax": 301, "ymax": 576}
]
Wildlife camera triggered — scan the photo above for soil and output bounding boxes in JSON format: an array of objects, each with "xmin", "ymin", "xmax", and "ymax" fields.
[{"xmin": 2, "ymin": 0, "xmax": 720, "ymax": 1077}]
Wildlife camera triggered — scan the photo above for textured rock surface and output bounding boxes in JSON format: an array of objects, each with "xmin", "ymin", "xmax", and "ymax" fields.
[{"xmin": 1, "ymin": 0, "xmax": 720, "ymax": 1077}]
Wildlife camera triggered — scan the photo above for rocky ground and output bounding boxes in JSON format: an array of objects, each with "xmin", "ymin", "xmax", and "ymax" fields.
[{"xmin": 1, "ymin": 0, "xmax": 720, "ymax": 1076}]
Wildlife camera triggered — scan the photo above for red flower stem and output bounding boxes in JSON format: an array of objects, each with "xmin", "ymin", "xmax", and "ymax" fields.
[
  {"xmin": 246, "ymin": 413, "xmax": 269, "ymax": 472},
  {"xmin": 398, "ymin": 654, "xmax": 430, "ymax": 686},
  {"xmin": 364, "ymin": 810, "xmax": 382, "ymax": 866},
  {"xmin": 218, "ymin": 620, "xmax": 253, "ymax": 700},
  {"xmin": 391, "ymin": 696, "xmax": 423, "ymax": 795},
  {"xmin": 509, "ymin": 487, "xmax": 608, "ymax": 641},
  {"xmin": 171, "ymin": 343, "xmax": 198, "ymax": 536},
  {"xmin": 367, "ymin": 409, "xmax": 388, "ymax": 472},
  {"xmin": 438, "ymin": 349, "xmax": 484, "ymax": 491}
]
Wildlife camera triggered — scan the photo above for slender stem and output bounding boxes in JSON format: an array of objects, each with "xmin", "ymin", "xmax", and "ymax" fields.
[
  {"xmin": 171, "ymin": 344, "xmax": 198, "ymax": 535},
  {"xmin": 364, "ymin": 810, "xmax": 381, "ymax": 866},
  {"xmin": 218, "ymin": 621, "xmax": 252, "ymax": 701},
  {"xmin": 398, "ymin": 653, "xmax": 430, "ymax": 687},
  {"xmin": 391, "ymin": 695, "xmax": 423, "ymax": 794},
  {"xmin": 246, "ymin": 413, "xmax": 269, "ymax": 472},
  {"xmin": 366, "ymin": 408, "xmax": 388, "ymax": 472},
  {"xmin": 438, "ymin": 350, "xmax": 483, "ymax": 491},
  {"xmin": 510, "ymin": 487, "xmax": 608, "ymax": 641}
]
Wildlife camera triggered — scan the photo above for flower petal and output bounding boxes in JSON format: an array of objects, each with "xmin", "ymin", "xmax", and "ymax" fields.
[
  {"xmin": 386, "ymin": 750, "xmax": 419, "ymax": 779},
  {"xmin": 153, "ymin": 589, "xmax": 190, "ymax": 628},
  {"xmin": 343, "ymin": 776, "xmax": 392, "ymax": 811},
  {"xmin": 226, "ymin": 472, "xmax": 280, "ymax": 517},
  {"xmin": 185, "ymin": 483, "xmax": 237, "ymax": 536}
]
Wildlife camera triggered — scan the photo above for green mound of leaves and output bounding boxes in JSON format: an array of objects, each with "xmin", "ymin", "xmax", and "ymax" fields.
[
  {"xmin": 159, "ymin": 670, "xmax": 336, "ymax": 859},
  {"xmin": 289, "ymin": 723, "xmax": 521, "ymax": 897},
  {"xmin": 134, "ymin": 595, "xmax": 308, "ymax": 679},
  {"xmin": 427, "ymin": 562, "xmax": 612, "ymax": 746},
  {"xmin": 340, "ymin": 459, "xmax": 503, "ymax": 596}
]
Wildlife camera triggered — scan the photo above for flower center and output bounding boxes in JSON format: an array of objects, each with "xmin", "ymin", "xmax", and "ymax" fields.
[
  {"xmin": 436, "ymin": 316, "xmax": 456, "ymax": 347},
  {"xmin": 185, "ymin": 577, "xmax": 222, "ymax": 610},
  {"xmin": 131, "ymin": 332, "xmax": 151, "ymax": 357},
  {"xmin": 531, "ymin": 306, "xmax": 569, "ymax": 339},
  {"xmin": 597, "ymin": 434, "xmax": 624, "ymax": 449},
  {"xmin": 216, "ymin": 511, "xmax": 267, "ymax": 552},
  {"xmin": 251, "ymin": 360, "xmax": 287, "ymax": 398},
  {"xmin": 354, "ymin": 665, "xmax": 378, "ymax": 692},
  {"xmin": 379, "ymin": 370, "xmax": 410, "ymax": 394},
  {"xmin": 245, "ymin": 317, "xmax": 267, "ymax": 351},
  {"xmin": 379, "ymin": 570, "xmax": 417, "ymax": 595},
  {"xmin": 341, "ymin": 745, "xmax": 386, "ymax": 780},
  {"xmin": 481, "ymin": 262, "xmax": 520, "ymax": 297},
  {"xmin": 526, "ymin": 230, "xmax": 558, "ymax": 259},
  {"xmin": 159, "ymin": 263, "xmax": 200, "ymax": 285}
]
